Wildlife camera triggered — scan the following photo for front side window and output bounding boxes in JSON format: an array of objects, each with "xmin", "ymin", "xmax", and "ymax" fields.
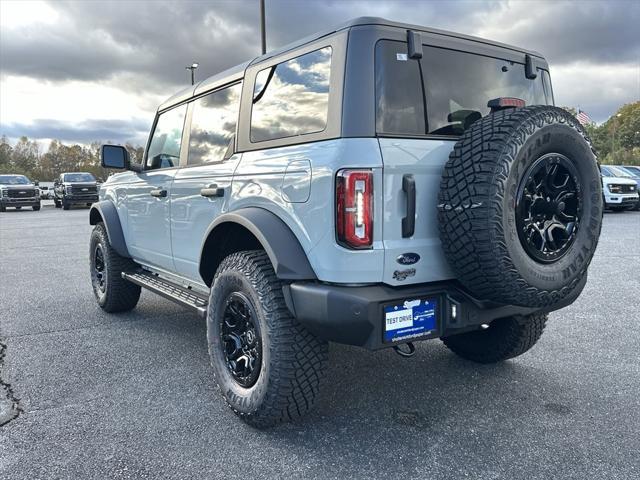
[
  {"xmin": 251, "ymin": 47, "xmax": 332, "ymax": 142},
  {"xmin": 146, "ymin": 105, "xmax": 187, "ymax": 170},
  {"xmin": 188, "ymin": 83, "xmax": 242, "ymax": 165}
]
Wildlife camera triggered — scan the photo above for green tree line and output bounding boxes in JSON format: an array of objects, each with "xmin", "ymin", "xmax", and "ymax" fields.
[
  {"xmin": 0, "ymin": 136, "xmax": 143, "ymax": 182},
  {"xmin": 1, "ymin": 102, "xmax": 638, "ymax": 181},
  {"xmin": 564, "ymin": 102, "xmax": 640, "ymax": 165}
]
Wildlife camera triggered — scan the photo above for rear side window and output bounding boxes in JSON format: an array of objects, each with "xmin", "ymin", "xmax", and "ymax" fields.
[
  {"xmin": 188, "ymin": 83, "xmax": 242, "ymax": 165},
  {"xmin": 375, "ymin": 40, "xmax": 549, "ymax": 137},
  {"xmin": 146, "ymin": 105, "xmax": 187, "ymax": 170},
  {"xmin": 251, "ymin": 47, "xmax": 332, "ymax": 142}
]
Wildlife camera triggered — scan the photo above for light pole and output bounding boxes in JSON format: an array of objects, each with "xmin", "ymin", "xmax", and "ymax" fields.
[
  {"xmin": 611, "ymin": 113, "xmax": 622, "ymax": 163},
  {"xmin": 260, "ymin": 0, "xmax": 266, "ymax": 55},
  {"xmin": 186, "ymin": 63, "xmax": 199, "ymax": 85}
]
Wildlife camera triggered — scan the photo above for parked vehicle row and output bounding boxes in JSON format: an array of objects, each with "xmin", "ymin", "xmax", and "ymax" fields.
[{"xmin": 0, "ymin": 172, "xmax": 100, "ymax": 212}]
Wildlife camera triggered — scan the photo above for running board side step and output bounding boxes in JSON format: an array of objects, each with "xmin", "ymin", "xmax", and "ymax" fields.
[{"xmin": 122, "ymin": 271, "xmax": 208, "ymax": 318}]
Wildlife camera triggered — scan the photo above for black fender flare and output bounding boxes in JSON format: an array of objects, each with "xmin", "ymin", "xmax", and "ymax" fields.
[
  {"xmin": 199, "ymin": 207, "xmax": 316, "ymax": 283},
  {"xmin": 89, "ymin": 201, "xmax": 130, "ymax": 258}
]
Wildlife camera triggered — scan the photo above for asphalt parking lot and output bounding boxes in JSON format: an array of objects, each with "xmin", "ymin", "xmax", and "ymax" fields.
[{"xmin": 1, "ymin": 203, "xmax": 639, "ymax": 479}]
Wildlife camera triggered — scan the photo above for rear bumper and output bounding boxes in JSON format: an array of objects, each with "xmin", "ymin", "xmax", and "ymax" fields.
[{"xmin": 284, "ymin": 276, "xmax": 587, "ymax": 350}]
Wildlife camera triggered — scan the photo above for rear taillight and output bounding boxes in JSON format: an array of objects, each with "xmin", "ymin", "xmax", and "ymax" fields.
[{"xmin": 336, "ymin": 169, "xmax": 373, "ymax": 249}]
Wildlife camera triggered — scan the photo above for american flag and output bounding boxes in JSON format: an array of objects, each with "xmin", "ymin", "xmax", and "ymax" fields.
[{"xmin": 576, "ymin": 109, "xmax": 592, "ymax": 126}]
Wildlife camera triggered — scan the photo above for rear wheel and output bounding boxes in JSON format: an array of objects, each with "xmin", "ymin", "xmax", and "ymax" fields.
[
  {"xmin": 89, "ymin": 223, "xmax": 141, "ymax": 312},
  {"xmin": 442, "ymin": 314, "xmax": 547, "ymax": 363},
  {"xmin": 207, "ymin": 250, "xmax": 328, "ymax": 428}
]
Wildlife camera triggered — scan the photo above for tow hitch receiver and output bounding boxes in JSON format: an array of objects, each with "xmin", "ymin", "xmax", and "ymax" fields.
[{"xmin": 393, "ymin": 342, "xmax": 416, "ymax": 357}]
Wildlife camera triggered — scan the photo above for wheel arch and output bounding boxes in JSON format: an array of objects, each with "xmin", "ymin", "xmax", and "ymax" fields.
[
  {"xmin": 89, "ymin": 201, "xmax": 130, "ymax": 258},
  {"xmin": 199, "ymin": 207, "xmax": 317, "ymax": 287}
]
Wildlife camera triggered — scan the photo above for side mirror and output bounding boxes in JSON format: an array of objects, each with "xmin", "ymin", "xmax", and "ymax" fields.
[
  {"xmin": 34, "ymin": 180, "xmax": 40, "ymax": 186},
  {"xmin": 101, "ymin": 144, "xmax": 129, "ymax": 169}
]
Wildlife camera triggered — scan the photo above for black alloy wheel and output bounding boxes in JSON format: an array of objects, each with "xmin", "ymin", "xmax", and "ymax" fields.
[
  {"xmin": 220, "ymin": 292, "xmax": 262, "ymax": 388},
  {"xmin": 92, "ymin": 244, "xmax": 107, "ymax": 293},
  {"xmin": 515, "ymin": 153, "xmax": 582, "ymax": 264}
]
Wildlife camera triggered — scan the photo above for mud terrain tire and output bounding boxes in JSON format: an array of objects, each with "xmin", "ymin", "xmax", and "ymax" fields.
[
  {"xmin": 438, "ymin": 106, "xmax": 602, "ymax": 307},
  {"xmin": 207, "ymin": 250, "xmax": 328, "ymax": 428}
]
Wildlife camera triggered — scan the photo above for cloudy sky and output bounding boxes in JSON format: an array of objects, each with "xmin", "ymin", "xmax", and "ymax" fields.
[{"xmin": 1, "ymin": 0, "xmax": 638, "ymax": 147}]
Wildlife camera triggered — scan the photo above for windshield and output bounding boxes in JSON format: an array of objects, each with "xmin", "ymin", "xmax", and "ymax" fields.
[
  {"xmin": 0, "ymin": 175, "xmax": 31, "ymax": 185},
  {"xmin": 609, "ymin": 166, "xmax": 633, "ymax": 177},
  {"xmin": 376, "ymin": 41, "xmax": 550, "ymax": 136},
  {"xmin": 63, "ymin": 173, "xmax": 95, "ymax": 183},
  {"xmin": 602, "ymin": 166, "xmax": 632, "ymax": 177}
]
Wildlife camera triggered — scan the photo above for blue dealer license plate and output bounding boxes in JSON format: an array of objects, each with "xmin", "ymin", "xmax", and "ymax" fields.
[{"xmin": 383, "ymin": 298, "xmax": 438, "ymax": 343}]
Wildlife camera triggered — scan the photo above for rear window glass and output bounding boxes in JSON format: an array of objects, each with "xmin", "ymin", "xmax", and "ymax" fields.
[
  {"xmin": 251, "ymin": 47, "xmax": 332, "ymax": 142},
  {"xmin": 376, "ymin": 41, "xmax": 549, "ymax": 136}
]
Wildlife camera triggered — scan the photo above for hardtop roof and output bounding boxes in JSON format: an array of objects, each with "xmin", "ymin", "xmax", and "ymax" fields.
[{"xmin": 159, "ymin": 16, "xmax": 545, "ymax": 111}]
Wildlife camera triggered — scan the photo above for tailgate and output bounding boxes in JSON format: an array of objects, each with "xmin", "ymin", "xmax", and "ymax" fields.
[{"xmin": 379, "ymin": 138, "xmax": 456, "ymax": 286}]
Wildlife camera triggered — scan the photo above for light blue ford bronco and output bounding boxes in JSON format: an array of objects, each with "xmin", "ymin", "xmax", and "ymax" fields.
[{"xmin": 91, "ymin": 18, "xmax": 603, "ymax": 427}]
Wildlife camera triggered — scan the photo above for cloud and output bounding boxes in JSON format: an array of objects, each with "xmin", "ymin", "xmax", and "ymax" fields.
[
  {"xmin": 0, "ymin": 0, "xmax": 638, "ymax": 144},
  {"xmin": 475, "ymin": 0, "xmax": 640, "ymax": 65},
  {"xmin": 551, "ymin": 61, "xmax": 640, "ymax": 121},
  {"xmin": 1, "ymin": 118, "xmax": 150, "ymax": 145}
]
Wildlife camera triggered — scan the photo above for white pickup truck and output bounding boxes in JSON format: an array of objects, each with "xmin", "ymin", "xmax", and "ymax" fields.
[{"xmin": 600, "ymin": 165, "xmax": 639, "ymax": 211}]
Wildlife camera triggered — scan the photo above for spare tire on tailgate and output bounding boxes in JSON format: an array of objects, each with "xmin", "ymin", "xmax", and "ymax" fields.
[{"xmin": 438, "ymin": 105, "xmax": 602, "ymax": 308}]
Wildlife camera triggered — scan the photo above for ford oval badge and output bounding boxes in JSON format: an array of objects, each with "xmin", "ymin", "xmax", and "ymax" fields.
[{"xmin": 396, "ymin": 253, "xmax": 420, "ymax": 265}]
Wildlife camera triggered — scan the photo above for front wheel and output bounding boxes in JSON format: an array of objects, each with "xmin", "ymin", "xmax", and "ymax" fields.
[
  {"xmin": 442, "ymin": 313, "xmax": 547, "ymax": 363},
  {"xmin": 89, "ymin": 223, "xmax": 141, "ymax": 312},
  {"xmin": 62, "ymin": 200, "xmax": 70, "ymax": 210},
  {"xmin": 33, "ymin": 203, "xmax": 41, "ymax": 211},
  {"xmin": 207, "ymin": 250, "xmax": 328, "ymax": 428}
]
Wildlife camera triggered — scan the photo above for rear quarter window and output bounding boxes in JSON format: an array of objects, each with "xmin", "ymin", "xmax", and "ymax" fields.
[{"xmin": 250, "ymin": 47, "xmax": 332, "ymax": 142}]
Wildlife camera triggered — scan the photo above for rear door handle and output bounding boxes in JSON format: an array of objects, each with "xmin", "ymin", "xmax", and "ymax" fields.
[
  {"xmin": 200, "ymin": 184, "xmax": 225, "ymax": 198},
  {"xmin": 402, "ymin": 174, "xmax": 416, "ymax": 238},
  {"xmin": 149, "ymin": 188, "xmax": 167, "ymax": 198}
]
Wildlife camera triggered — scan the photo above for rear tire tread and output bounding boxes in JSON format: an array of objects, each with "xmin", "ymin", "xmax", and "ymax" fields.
[
  {"xmin": 208, "ymin": 250, "xmax": 328, "ymax": 428},
  {"xmin": 442, "ymin": 314, "xmax": 547, "ymax": 363}
]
